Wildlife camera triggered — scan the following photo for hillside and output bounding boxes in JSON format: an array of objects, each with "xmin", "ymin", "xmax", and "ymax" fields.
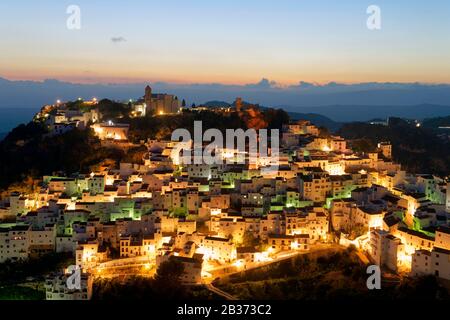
[
  {"xmin": 0, "ymin": 105, "xmax": 291, "ymax": 192},
  {"xmin": 338, "ymin": 118, "xmax": 450, "ymax": 176},
  {"xmin": 0, "ymin": 122, "xmax": 124, "ymax": 190},
  {"xmin": 422, "ymin": 115, "xmax": 450, "ymax": 129},
  {"xmin": 202, "ymin": 100, "xmax": 231, "ymax": 108}
]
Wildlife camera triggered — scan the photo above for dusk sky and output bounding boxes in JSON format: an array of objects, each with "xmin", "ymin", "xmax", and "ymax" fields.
[{"xmin": 1, "ymin": 0, "xmax": 450, "ymax": 85}]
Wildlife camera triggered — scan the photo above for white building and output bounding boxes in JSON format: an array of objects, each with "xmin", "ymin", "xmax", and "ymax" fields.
[
  {"xmin": 92, "ymin": 122, "xmax": 129, "ymax": 141},
  {"xmin": 29, "ymin": 225, "xmax": 56, "ymax": 258},
  {"xmin": 411, "ymin": 247, "xmax": 450, "ymax": 280},
  {"xmin": 369, "ymin": 229, "xmax": 406, "ymax": 272},
  {"xmin": 435, "ymin": 227, "xmax": 450, "ymax": 250},
  {"xmin": 268, "ymin": 234, "xmax": 310, "ymax": 253},
  {"xmin": 76, "ymin": 240, "xmax": 108, "ymax": 271},
  {"xmin": 45, "ymin": 272, "xmax": 93, "ymax": 300},
  {"xmin": 0, "ymin": 224, "xmax": 30, "ymax": 263},
  {"xmin": 197, "ymin": 236, "xmax": 236, "ymax": 264},
  {"xmin": 156, "ymin": 253, "xmax": 204, "ymax": 284}
]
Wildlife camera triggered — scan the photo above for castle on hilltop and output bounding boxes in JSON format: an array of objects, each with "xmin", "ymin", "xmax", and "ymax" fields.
[{"xmin": 144, "ymin": 85, "xmax": 180, "ymax": 115}]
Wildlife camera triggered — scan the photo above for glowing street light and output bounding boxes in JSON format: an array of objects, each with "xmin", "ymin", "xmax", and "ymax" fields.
[{"xmin": 233, "ymin": 259, "xmax": 244, "ymax": 269}]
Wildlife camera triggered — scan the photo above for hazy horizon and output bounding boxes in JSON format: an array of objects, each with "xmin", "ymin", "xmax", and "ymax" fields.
[
  {"xmin": 1, "ymin": 76, "xmax": 450, "ymax": 128},
  {"xmin": 3, "ymin": 75, "xmax": 450, "ymax": 87}
]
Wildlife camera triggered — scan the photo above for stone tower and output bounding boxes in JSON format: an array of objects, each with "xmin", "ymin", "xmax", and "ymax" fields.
[
  {"xmin": 235, "ymin": 97, "xmax": 243, "ymax": 112},
  {"xmin": 144, "ymin": 85, "xmax": 153, "ymax": 112}
]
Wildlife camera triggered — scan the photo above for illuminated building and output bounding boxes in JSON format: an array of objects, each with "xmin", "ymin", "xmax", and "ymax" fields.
[
  {"xmin": 157, "ymin": 253, "xmax": 204, "ymax": 284},
  {"xmin": 119, "ymin": 231, "xmax": 162, "ymax": 259},
  {"xmin": 378, "ymin": 142, "xmax": 392, "ymax": 159},
  {"xmin": 76, "ymin": 240, "xmax": 108, "ymax": 271},
  {"xmin": 299, "ymin": 173, "xmax": 332, "ymax": 203},
  {"xmin": 92, "ymin": 122, "xmax": 129, "ymax": 141},
  {"xmin": 268, "ymin": 233, "xmax": 310, "ymax": 253},
  {"xmin": 286, "ymin": 208, "xmax": 329, "ymax": 242},
  {"xmin": 236, "ymin": 247, "xmax": 270, "ymax": 267},
  {"xmin": 197, "ymin": 236, "xmax": 236, "ymax": 264},
  {"xmin": 412, "ymin": 247, "xmax": 450, "ymax": 280},
  {"xmin": 369, "ymin": 229, "xmax": 405, "ymax": 272},
  {"xmin": 0, "ymin": 224, "xmax": 30, "ymax": 263},
  {"xmin": 45, "ymin": 272, "xmax": 93, "ymax": 300},
  {"xmin": 144, "ymin": 85, "xmax": 180, "ymax": 115}
]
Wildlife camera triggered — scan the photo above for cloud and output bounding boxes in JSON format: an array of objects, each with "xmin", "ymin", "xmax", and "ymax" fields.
[
  {"xmin": 111, "ymin": 37, "xmax": 127, "ymax": 43},
  {"xmin": 245, "ymin": 78, "xmax": 279, "ymax": 89}
]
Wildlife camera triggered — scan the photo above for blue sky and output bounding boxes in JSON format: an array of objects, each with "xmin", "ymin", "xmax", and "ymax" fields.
[{"xmin": 1, "ymin": 0, "xmax": 449, "ymax": 84}]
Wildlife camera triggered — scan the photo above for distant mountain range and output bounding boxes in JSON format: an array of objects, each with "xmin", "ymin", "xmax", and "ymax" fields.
[
  {"xmin": 278, "ymin": 104, "xmax": 450, "ymax": 122},
  {"xmin": 1, "ymin": 77, "xmax": 450, "ymax": 122}
]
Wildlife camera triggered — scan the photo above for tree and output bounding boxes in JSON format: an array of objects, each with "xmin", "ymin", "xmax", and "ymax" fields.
[
  {"xmin": 241, "ymin": 231, "xmax": 259, "ymax": 247},
  {"xmin": 318, "ymin": 126, "xmax": 331, "ymax": 138},
  {"xmin": 349, "ymin": 138, "xmax": 377, "ymax": 153},
  {"xmin": 264, "ymin": 108, "xmax": 290, "ymax": 130},
  {"xmin": 96, "ymin": 99, "xmax": 130, "ymax": 120},
  {"xmin": 154, "ymin": 257, "xmax": 184, "ymax": 285},
  {"xmin": 182, "ymin": 99, "xmax": 186, "ymax": 107},
  {"xmin": 151, "ymin": 258, "xmax": 188, "ymax": 299}
]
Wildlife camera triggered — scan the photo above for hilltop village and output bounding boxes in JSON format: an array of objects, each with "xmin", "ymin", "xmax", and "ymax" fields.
[{"xmin": 0, "ymin": 86, "xmax": 449, "ymax": 300}]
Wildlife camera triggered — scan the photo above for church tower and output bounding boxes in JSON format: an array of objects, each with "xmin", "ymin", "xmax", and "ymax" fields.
[
  {"xmin": 235, "ymin": 97, "xmax": 243, "ymax": 112},
  {"xmin": 144, "ymin": 85, "xmax": 153, "ymax": 112}
]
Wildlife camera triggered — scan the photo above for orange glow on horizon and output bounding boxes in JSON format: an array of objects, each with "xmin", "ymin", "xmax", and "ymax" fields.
[{"xmin": 2, "ymin": 72, "xmax": 450, "ymax": 87}]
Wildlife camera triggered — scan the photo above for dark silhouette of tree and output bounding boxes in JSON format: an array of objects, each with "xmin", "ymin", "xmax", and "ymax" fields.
[
  {"xmin": 96, "ymin": 99, "xmax": 131, "ymax": 120},
  {"xmin": 241, "ymin": 231, "xmax": 259, "ymax": 247},
  {"xmin": 264, "ymin": 108, "xmax": 290, "ymax": 130},
  {"xmin": 154, "ymin": 257, "xmax": 184, "ymax": 284},
  {"xmin": 93, "ymin": 258, "xmax": 189, "ymax": 300}
]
